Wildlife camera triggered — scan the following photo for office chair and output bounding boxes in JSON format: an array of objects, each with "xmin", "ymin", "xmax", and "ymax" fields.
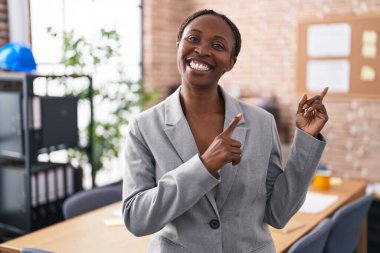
[
  {"xmin": 287, "ymin": 218, "xmax": 333, "ymax": 253},
  {"xmin": 21, "ymin": 248, "xmax": 53, "ymax": 253},
  {"xmin": 324, "ymin": 194, "xmax": 373, "ymax": 253},
  {"xmin": 62, "ymin": 186, "xmax": 121, "ymax": 219}
]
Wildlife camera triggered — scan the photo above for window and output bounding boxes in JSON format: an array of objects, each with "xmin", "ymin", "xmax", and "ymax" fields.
[
  {"xmin": 30, "ymin": 0, "xmax": 142, "ymax": 187},
  {"xmin": 30, "ymin": 0, "xmax": 142, "ymax": 81}
]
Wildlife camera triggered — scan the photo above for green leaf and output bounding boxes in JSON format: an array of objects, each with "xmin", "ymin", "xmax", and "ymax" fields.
[{"xmin": 47, "ymin": 28, "xmax": 158, "ymax": 187}]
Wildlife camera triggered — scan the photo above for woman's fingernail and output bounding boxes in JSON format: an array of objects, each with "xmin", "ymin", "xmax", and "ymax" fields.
[{"xmin": 299, "ymin": 94, "xmax": 306, "ymax": 103}]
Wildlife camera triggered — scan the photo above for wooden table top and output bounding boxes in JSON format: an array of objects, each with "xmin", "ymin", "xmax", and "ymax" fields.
[
  {"xmin": 0, "ymin": 178, "xmax": 367, "ymax": 253},
  {"xmin": 270, "ymin": 178, "xmax": 367, "ymax": 252},
  {"xmin": 0, "ymin": 203, "xmax": 150, "ymax": 253}
]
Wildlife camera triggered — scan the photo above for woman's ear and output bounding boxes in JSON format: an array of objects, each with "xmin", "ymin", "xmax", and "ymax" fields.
[{"xmin": 225, "ymin": 57, "xmax": 237, "ymax": 72}]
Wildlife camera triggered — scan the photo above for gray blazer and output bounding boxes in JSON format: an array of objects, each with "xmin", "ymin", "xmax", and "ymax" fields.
[{"xmin": 123, "ymin": 86, "xmax": 326, "ymax": 253}]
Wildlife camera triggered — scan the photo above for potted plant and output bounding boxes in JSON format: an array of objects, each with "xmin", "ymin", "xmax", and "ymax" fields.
[{"xmin": 48, "ymin": 28, "xmax": 157, "ymax": 187}]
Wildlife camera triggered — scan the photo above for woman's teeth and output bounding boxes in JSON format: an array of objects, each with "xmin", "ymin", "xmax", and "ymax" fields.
[{"xmin": 189, "ymin": 60, "xmax": 210, "ymax": 71}]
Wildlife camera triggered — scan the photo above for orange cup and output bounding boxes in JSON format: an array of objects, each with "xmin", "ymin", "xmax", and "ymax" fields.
[{"xmin": 313, "ymin": 170, "xmax": 331, "ymax": 190}]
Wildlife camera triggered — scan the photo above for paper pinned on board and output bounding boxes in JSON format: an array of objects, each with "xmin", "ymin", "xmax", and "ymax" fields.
[
  {"xmin": 361, "ymin": 66, "xmax": 376, "ymax": 82},
  {"xmin": 362, "ymin": 30, "xmax": 378, "ymax": 44},
  {"xmin": 307, "ymin": 23, "xmax": 351, "ymax": 57},
  {"xmin": 307, "ymin": 60, "xmax": 350, "ymax": 93},
  {"xmin": 299, "ymin": 192, "xmax": 338, "ymax": 214},
  {"xmin": 362, "ymin": 45, "xmax": 377, "ymax": 58}
]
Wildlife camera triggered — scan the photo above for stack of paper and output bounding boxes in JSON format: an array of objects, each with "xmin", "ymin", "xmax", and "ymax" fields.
[{"xmin": 299, "ymin": 192, "xmax": 338, "ymax": 214}]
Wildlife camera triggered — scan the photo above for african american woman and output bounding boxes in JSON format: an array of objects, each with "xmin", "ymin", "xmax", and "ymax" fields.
[{"xmin": 123, "ymin": 9, "xmax": 328, "ymax": 253}]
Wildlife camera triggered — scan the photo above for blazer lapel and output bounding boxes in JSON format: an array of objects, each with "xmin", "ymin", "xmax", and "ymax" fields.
[
  {"xmin": 163, "ymin": 88, "xmax": 198, "ymax": 163},
  {"xmin": 164, "ymin": 118, "xmax": 199, "ymax": 163},
  {"xmin": 216, "ymin": 87, "xmax": 248, "ymax": 211}
]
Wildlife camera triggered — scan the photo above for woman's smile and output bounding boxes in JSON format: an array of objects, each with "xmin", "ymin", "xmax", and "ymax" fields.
[{"xmin": 186, "ymin": 58, "xmax": 213, "ymax": 72}]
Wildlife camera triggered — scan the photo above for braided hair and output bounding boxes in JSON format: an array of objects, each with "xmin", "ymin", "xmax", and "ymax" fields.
[{"xmin": 177, "ymin": 9, "xmax": 242, "ymax": 58}]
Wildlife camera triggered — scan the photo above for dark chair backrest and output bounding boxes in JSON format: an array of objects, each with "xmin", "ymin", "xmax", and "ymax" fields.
[
  {"xmin": 62, "ymin": 186, "xmax": 121, "ymax": 219},
  {"xmin": 324, "ymin": 194, "xmax": 373, "ymax": 253},
  {"xmin": 288, "ymin": 218, "xmax": 333, "ymax": 253}
]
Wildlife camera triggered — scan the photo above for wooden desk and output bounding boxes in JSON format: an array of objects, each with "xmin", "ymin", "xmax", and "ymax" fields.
[
  {"xmin": 0, "ymin": 179, "xmax": 367, "ymax": 253},
  {"xmin": 0, "ymin": 203, "xmax": 150, "ymax": 253},
  {"xmin": 271, "ymin": 178, "xmax": 367, "ymax": 252}
]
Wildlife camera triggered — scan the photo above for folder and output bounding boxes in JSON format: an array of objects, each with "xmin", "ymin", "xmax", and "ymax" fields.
[
  {"xmin": 31, "ymin": 174, "xmax": 37, "ymax": 207},
  {"xmin": 66, "ymin": 164, "xmax": 74, "ymax": 195},
  {"xmin": 56, "ymin": 166, "xmax": 65, "ymax": 198},
  {"xmin": 32, "ymin": 96, "xmax": 41, "ymax": 129},
  {"xmin": 37, "ymin": 171, "xmax": 47, "ymax": 205},
  {"xmin": 47, "ymin": 169, "xmax": 57, "ymax": 202}
]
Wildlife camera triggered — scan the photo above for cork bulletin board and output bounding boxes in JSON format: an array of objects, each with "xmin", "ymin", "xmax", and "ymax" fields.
[{"xmin": 296, "ymin": 14, "xmax": 380, "ymax": 98}]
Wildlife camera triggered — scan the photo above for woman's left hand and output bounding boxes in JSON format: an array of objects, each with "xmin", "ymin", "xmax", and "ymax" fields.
[{"xmin": 296, "ymin": 87, "xmax": 329, "ymax": 138}]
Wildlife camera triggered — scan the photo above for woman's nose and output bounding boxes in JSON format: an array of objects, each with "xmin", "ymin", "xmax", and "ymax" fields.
[{"xmin": 194, "ymin": 43, "xmax": 210, "ymax": 56}]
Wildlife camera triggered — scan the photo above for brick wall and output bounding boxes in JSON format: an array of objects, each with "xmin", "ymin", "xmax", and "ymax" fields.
[
  {"xmin": 0, "ymin": 0, "xmax": 8, "ymax": 46},
  {"xmin": 143, "ymin": 0, "xmax": 380, "ymax": 182},
  {"xmin": 142, "ymin": 0, "xmax": 193, "ymax": 95}
]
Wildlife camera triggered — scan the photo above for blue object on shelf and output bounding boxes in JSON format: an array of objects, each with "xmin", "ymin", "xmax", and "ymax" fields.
[{"xmin": 0, "ymin": 42, "xmax": 37, "ymax": 72}]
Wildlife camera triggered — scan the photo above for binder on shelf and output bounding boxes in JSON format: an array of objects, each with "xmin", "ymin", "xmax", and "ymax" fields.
[
  {"xmin": 40, "ymin": 96, "xmax": 79, "ymax": 149},
  {"xmin": 37, "ymin": 171, "xmax": 47, "ymax": 205},
  {"xmin": 65, "ymin": 164, "xmax": 74, "ymax": 196},
  {"xmin": 47, "ymin": 169, "xmax": 56, "ymax": 203},
  {"xmin": 32, "ymin": 96, "xmax": 41, "ymax": 130},
  {"xmin": 56, "ymin": 166, "xmax": 65, "ymax": 199},
  {"xmin": 31, "ymin": 174, "xmax": 37, "ymax": 207}
]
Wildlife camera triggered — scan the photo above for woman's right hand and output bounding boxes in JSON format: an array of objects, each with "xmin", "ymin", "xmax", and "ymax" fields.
[{"xmin": 200, "ymin": 113, "xmax": 243, "ymax": 174}]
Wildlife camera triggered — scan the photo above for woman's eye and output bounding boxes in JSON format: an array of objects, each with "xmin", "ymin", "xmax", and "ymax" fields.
[
  {"xmin": 213, "ymin": 43, "xmax": 225, "ymax": 50},
  {"xmin": 187, "ymin": 36, "xmax": 199, "ymax": 43}
]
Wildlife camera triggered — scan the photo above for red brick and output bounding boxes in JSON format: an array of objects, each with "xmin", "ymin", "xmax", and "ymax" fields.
[{"xmin": 143, "ymin": 0, "xmax": 380, "ymax": 182}]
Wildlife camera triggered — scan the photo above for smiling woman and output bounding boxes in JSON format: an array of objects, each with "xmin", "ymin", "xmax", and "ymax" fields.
[{"xmin": 122, "ymin": 9, "xmax": 329, "ymax": 253}]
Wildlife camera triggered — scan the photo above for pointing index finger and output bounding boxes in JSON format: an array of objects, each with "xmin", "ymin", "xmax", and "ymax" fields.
[
  {"xmin": 320, "ymin": 87, "xmax": 328, "ymax": 101},
  {"xmin": 221, "ymin": 113, "xmax": 243, "ymax": 137}
]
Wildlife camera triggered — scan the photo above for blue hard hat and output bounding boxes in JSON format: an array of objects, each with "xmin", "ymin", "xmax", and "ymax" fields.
[{"xmin": 0, "ymin": 42, "xmax": 37, "ymax": 73}]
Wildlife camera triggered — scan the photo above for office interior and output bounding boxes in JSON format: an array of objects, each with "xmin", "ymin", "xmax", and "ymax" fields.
[{"xmin": 0, "ymin": 0, "xmax": 379, "ymax": 252}]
